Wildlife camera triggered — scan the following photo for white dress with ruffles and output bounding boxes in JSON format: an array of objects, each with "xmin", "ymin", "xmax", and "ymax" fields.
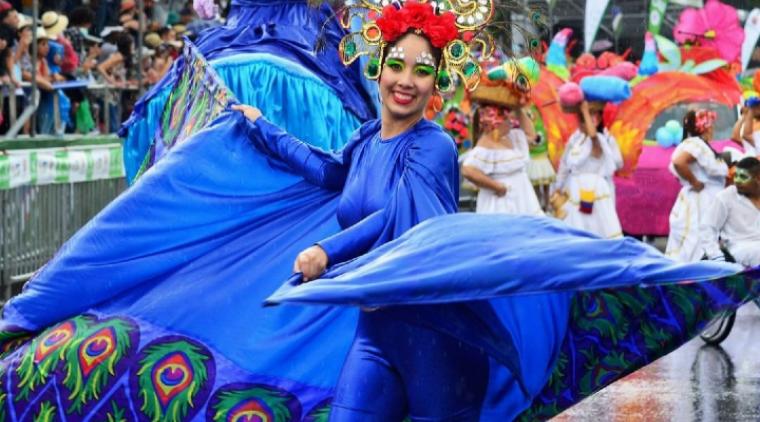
[
  {"xmin": 665, "ymin": 137, "xmax": 728, "ymax": 262},
  {"xmin": 463, "ymin": 130, "xmax": 543, "ymax": 216}
]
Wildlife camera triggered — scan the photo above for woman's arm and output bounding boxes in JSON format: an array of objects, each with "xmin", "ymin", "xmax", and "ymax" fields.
[
  {"xmin": 462, "ymin": 165, "xmax": 506, "ymax": 196},
  {"xmin": 741, "ymin": 110, "xmax": 756, "ymax": 146},
  {"xmin": 235, "ymin": 104, "xmax": 352, "ymax": 190},
  {"xmin": 731, "ymin": 109, "xmax": 745, "ymax": 144},
  {"xmin": 97, "ymin": 53, "xmax": 122, "ymax": 86},
  {"xmin": 672, "ymin": 151, "xmax": 704, "ymax": 192},
  {"xmin": 296, "ymin": 133, "xmax": 458, "ymax": 280},
  {"xmin": 580, "ymin": 101, "xmax": 602, "ymax": 158}
]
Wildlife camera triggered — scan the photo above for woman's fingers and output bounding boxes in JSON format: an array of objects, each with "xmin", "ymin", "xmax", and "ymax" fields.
[{"xmin": 293, "ymin": 247, "xmax": 328, "ymax": 283}]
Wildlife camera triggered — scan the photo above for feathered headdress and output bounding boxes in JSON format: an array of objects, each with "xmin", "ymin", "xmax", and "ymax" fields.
[{"xmin": 323, "ymin": 0, "xmax": 544, "ymax": 93}]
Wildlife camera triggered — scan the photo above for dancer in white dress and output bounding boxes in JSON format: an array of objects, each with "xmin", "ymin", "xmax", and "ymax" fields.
[
  {"xmin": 462, "ymin": 101, "xmax": 543, "ymax": 216},
  {"xmin": 666, "ymin": 109, "xmax": 729, "ymax": 262},
  {"xmin": 552, "ymin": 101, "xmax": 622, "ymax": 238}
]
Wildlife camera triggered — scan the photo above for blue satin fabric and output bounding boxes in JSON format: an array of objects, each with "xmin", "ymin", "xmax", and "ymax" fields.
[
  {"xmin": 120, "ymin": 0, "xmax": 376, "ymax": 182},
  {"xmin": 4, "ymin": 111, "xmax": 356, "ymax": 388},
  {"xmin": 3, "ymin": 105, "xmax": 755, "ymax": 419}
]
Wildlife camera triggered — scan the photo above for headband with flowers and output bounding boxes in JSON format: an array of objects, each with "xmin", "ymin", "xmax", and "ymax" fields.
[{"xmin": 337, "ymin": 0, "xmax": 499, "ymax": 93}]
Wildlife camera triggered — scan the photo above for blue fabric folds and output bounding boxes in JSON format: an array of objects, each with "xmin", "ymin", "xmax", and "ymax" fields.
[
  {"xmin": 2, "ymin": 105, "xmax": 757, "ymax": 420},
  {"xmin": 120, "ymin": 0, "xmax": 376, "ymax": 183},
  {"xmin": 267, "ymin": 214, "xmax": 743, "ymax": 306},
  {"xmin": 3, "ymin": 111, "xmax": 358, "ymax": 389}
]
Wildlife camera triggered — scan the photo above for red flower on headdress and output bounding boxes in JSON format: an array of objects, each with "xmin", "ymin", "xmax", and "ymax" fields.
[{"xmin": 376, "ymin": 1, "xmax": 458, "ymax": 48}]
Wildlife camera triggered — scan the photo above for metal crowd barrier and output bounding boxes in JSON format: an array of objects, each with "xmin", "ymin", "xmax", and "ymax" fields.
[
  {"xmin": 1, "ymin": 80, "xmax": 138, "ymax": 139},
  {"xmin": 0, "ymin": 136, "xmax": 126, "ymax": 301}
]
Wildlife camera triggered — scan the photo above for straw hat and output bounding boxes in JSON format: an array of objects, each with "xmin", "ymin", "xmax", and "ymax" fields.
[
  {"xmin": 34, "ymin": 26, "xmax": 50, "ymax": 40},
  {"xmin": 40, "ymin": 11, "xmax": 68, "ymax": 38},
  {"xmin": 172, "ymin": 24, "xmax": 187, "ymax": 35},
  {"xmin": 144, "ymin": 32, "xmax": 161, "ymax": 49},
  {"xmin": 16, "ymin": 13, "xmax": 33, "ymax": 30}
]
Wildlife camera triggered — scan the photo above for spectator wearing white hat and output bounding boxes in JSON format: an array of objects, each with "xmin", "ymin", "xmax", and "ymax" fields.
[{"xmin": 41, "ymin": 11, "xmax": 78, "ymax": 77}]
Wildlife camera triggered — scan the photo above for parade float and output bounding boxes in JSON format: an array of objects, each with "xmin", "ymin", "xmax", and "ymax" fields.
[{"xmin": 452, "ymin": 0, "xmax": 750, "ymax": 236}]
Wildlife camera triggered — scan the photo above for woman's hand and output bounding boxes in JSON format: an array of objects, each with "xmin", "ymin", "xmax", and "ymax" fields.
[
  {"xmin": 231, "ymin": 104, "xmax": 262, "ymax": 123},
  {"xmin": 691, "ymin": 180, "xmax": 705, "ymax": 192},
  {"xmin": 494, "ymin": 183, "xmax": 508, "ymax": 197},
  {"xmin": 293, "ymin": 245, "xmax": 328, "ymax": 282}
]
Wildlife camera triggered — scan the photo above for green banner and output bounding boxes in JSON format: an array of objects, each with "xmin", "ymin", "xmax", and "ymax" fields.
[
  {"xmin": 648, "ymin": 0, "xmax": 670, "ymax": 35},
  {"xmin": 0, "ymin": 144, "xmax": 124, "ymax": 190}
]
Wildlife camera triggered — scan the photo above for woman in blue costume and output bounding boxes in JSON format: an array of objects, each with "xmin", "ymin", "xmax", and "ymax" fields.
[
  {"xmin": 233, "ymin": 4, "xmax": 481, "ymax": 417},
  {"xmin": 0, "ymin": 1, "xmax": 758, "ymax": 422}
]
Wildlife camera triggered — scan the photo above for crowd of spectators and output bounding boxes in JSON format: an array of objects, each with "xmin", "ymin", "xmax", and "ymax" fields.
[{"xmin": 0, "ymin": 0, "xmax": 221, "ymax": 135}]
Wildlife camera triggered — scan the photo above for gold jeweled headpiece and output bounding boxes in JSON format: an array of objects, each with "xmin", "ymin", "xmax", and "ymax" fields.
[{"xmin": 337, "ymin": 0, "xmax": 498, "ymax": 93}]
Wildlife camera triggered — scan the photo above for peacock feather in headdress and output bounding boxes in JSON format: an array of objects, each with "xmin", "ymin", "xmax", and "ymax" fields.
[
  {"xmin": 135, "ymin": 337, "xmax": 213, "ymax": 422},
  {"xmin": 326, "ymin": 0, "xmax": 547, "ymax": 94},
  {"xmin": 209, "ymin": 384, "xmax": 302, "ymax": 422},
  {"xmin": 62, "ymin": 317, "xmax": 139, "ymax": 414}
]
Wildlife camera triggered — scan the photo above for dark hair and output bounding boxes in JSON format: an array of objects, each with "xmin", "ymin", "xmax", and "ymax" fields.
[
  {"xmin": 0, "ymin": 7, "xmax": 13, "ymax": 22},
  {"xmin": 683, "ymin": 109, "xmax": 719, "ymax": 158},
  {"xmin": 115, "ymin": 32, "xmax": 134, "ymax": 75},
  {"xmin": 737, "ymin": 156, "xmax": 760, "ymax": 175},
  {"xmin": 157, "ymin": 26, "xmax": 171, "ymax": 37},
  {"xmin": 472, "ymin": 108, "xmax": 482, "ymax": 142},
  {"xmin": 69, "ymin": 7, "xmax": 95, "ymax": 27}
]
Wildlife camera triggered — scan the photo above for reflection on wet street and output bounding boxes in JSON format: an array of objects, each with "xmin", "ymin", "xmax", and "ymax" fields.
[{"xmin": 553, "ymin": 302, "xmax": 760, "ymax": 421}]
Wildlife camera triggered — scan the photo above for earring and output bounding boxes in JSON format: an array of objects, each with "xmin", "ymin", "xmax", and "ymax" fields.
[{"xmin": 431, "ymin": 92, "xmax": 443, "ymax": 114}]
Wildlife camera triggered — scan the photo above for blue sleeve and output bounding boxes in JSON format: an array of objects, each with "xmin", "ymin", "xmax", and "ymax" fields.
[
  {"xmin": 244, "ymin": 117, "xmax": 356, "ymax": 190},
  {"xmin": 317, "ymin": 130, "xmax": 459, "ymax": 265}
]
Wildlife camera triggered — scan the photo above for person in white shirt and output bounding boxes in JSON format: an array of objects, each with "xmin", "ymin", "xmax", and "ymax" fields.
[
  {"xmin": 700, "ymin": 157, "xmax": 760, "ymax": 267},
  {"xmin": 666, "ymin": 109, "xmax": 728, "ymax": 262},
  {"xmin": 731, "ymin": 99, "xmax": 759, "ymax": 158},
  {"xmin": 462, "ymin": 80, "xmax": 543, "ymax": 216},
  {"xmin": 551, "ymin": 100, "xmax": 622, "ymax": 238}
]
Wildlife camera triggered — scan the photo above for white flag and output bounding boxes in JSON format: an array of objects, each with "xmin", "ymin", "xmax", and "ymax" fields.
[
  {"xmin": 585, "ymin": 0, "xmax": 611, "ymax": 52},
  {"xmin": 742, "ymin": 8, "xmax": 760, "ymax": 70}
]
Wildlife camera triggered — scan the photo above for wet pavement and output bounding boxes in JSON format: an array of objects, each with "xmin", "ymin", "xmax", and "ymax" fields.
[{"xmin": 553, "ymin": 302, "xmax": 760, "ymax": 421}]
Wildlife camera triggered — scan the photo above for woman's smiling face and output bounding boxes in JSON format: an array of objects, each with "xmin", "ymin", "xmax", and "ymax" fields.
[{"xmin": 378, "ymin": 33, "xmax": 438, "ymax": 123}]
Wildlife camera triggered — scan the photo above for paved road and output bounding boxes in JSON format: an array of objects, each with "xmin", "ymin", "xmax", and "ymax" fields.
[{"xmin": 553, "ymin": 302, "xmax": 760, "ymax": 421}]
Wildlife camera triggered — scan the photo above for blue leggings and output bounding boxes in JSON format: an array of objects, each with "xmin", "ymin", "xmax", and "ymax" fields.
[{"xmin": 329, "ymin": 308, "xmax": 489, "ymax": 421}]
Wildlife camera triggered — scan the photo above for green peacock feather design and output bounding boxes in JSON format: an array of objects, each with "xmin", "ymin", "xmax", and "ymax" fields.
[
  {"xmin": 0, "ymin": 329, "xmax": 34, "ymax": 360},
  {"xmin": 136, "ymin": 339, "xmax": 211, "ymax": 422},
  {"xmin": 15, "ymin": 317, "xmax": 87, "ymax": 401},
  {"xmin": 33, "ymin": 401, "xmax": 56, "ymax": 422},
  {"xmin": 105, "ymin": 400, "xmax": 128, "ymax": 422},
  {"xmin": 211, "ymin": 386, "xmax": 294, "ymax": 422},
  {"xmin": 62, "ymin": 317, "xmax": 138, "ymax": 414}
]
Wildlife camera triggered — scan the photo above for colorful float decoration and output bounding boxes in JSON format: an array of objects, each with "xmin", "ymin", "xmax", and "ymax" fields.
[{"xmin": 535, "ymin": 0, "xmax": 744, "ymax": 176}]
